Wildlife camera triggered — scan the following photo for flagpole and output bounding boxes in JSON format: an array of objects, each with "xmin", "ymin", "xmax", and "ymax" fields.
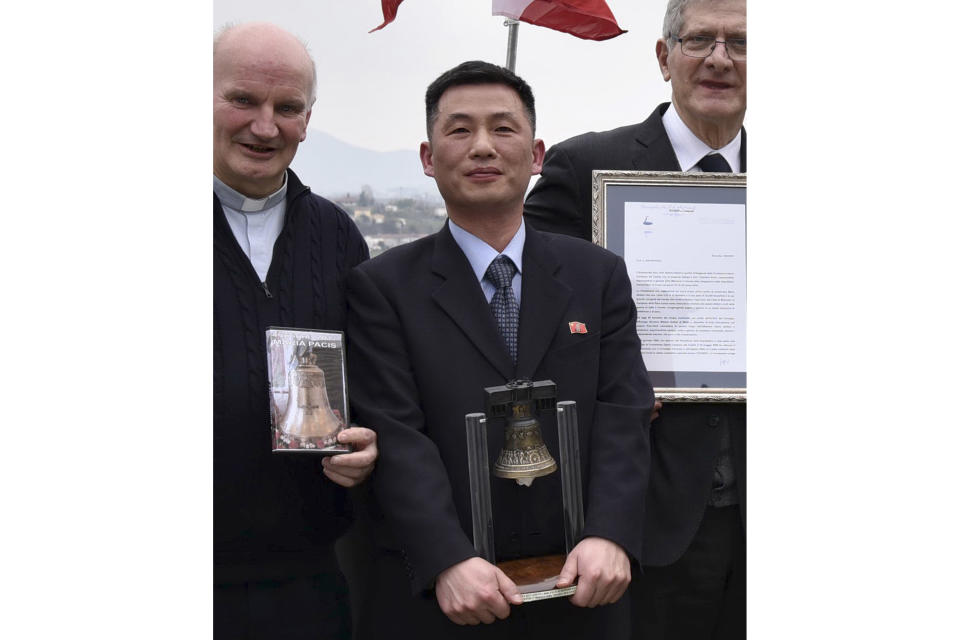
[{"xmin": 504, "ymin": 18, "xmax": 519, "ymax": 72}]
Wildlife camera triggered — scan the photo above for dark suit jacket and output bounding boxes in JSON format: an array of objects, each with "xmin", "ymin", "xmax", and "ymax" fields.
[
  {"xmin": 525, "ymin": 103, "xmax": 746, "ymax": 242},
  {"xmin": 345, "ymin": 222, "xmax": 654, "ymax": 637},
  {"xmin": 524, "ymin": 104, "xmax": 746, "ymax": 566}
]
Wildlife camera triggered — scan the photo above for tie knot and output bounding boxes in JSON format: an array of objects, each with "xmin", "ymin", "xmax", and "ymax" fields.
[
  {"xmin": 697, "ymin": 153, "xmax": 732, "ymax": 173},
  {"xmin": 485, "ymin": 255, "xmax": 516, "ymax": 289}
]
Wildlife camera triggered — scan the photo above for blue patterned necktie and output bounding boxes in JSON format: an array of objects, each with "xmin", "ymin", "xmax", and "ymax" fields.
[
  {"xmin": 697, "ymin": 153, "xmax": 732, "ymax": 173},
  {"xmin": 485, "ymin": 255, "xmax": 519, "ymax": 364}
]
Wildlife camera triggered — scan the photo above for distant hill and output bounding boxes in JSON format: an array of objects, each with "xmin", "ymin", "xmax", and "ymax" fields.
[{"xmin": 290, "ymin": 130, "xmax": 441, "ymax": 201}]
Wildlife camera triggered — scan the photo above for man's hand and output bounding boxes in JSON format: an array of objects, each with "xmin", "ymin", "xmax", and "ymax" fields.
[
  {"xmin": 435, "ymin": 557, "xmax": 523, "ymax": 625},
  {"xmin": 652, "ymin": 399, "xmax": 662, "ymax": 422},
  {"xmin": 556, "ymin": 537, "xmax": 631, "ymax": 608},
  {"xmin": 321, "ymin": 426, "xmax": 377, "ymax": 487}
]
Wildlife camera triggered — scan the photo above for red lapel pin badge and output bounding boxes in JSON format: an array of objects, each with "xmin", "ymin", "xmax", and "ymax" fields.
[{"xmin": 568, "ymin": 321, "xmax": 588, "ymax": 334}]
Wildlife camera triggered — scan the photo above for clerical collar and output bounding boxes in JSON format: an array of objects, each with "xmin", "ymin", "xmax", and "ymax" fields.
[
  {"xmin": 213, "ymin": 174, "xmax": 288, "ymax": 212},
  {"xmin": 662, "ymin": 104, "xmax": 741, "ymax": 172}
]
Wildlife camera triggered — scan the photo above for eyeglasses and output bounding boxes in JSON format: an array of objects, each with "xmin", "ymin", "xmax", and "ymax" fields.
[{"xmin": 671, "ymin": 34, "xmax": 746, "ymax": 61}]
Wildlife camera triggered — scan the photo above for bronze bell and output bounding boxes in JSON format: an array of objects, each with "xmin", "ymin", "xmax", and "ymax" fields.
[
  {"xmin": 279, "ymin": 343, "xmax": 341, "ymax": 442},
  {"xmin": 493, "ymin": 398, "xmax": 557, "ymax": 487}
]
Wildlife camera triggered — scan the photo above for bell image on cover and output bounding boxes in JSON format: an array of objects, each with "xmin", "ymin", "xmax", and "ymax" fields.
[{"xmin": 266, "ymin": 327, "xmax": 352, "ymax": 455}]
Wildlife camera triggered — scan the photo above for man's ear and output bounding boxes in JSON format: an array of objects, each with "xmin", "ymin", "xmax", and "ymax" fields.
[
  {"xmin": 530, "ymin": 138, "xmax": 546, "ymax": 175},
  {"xmin": 419, "ymin": 141, "xmax": 435, "ymax": 177},
  {"xmin": 656, "ymin": 39, "xmax": 671, "ymax": 81},
  {"xmin": 301, "ymin": 109, "xmax": 312, "ymax": 142}
]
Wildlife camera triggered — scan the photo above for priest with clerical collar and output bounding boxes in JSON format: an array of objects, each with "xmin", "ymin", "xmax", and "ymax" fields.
[{"xmin": 212, "ymin": 21, "xmax": 376, "ymax": 640}]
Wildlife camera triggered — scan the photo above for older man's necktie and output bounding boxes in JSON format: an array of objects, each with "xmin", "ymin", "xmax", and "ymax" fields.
[
  {"xmin": 697, "ymin": 153, "xmax": 732, "ymax": 173},
  {"xmin": 485, "ymin": 255, "xmax": 519, "ymax": 364}
]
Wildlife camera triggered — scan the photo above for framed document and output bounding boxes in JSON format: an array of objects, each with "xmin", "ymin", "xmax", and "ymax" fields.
[{"xmin": 592, "ymin": 171, "xmax": 746, "ymax": 402}]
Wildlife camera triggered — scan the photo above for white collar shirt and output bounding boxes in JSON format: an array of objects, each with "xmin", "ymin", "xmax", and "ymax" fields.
[
  {"xmin": 214, "ymin": 174, "xmax": 288, "ymax": 282},
  {"xmin": 662, "ymin": 103, "xmax": 742, "ymax": 172},
  {"xmin": 448, "ymin": 218, "xmax": 525, "ymax": 305}
]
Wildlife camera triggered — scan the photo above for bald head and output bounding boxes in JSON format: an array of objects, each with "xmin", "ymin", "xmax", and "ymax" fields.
[
  {"xmin": 214, "ymin": 22, "xmax": 316, "ymax": 104},
  {"xmin": 213, "ymin": 22, "xmax": 317, "ymax": 197}
]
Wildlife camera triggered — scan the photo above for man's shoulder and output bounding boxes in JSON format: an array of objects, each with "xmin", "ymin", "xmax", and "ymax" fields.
[
  {"xmin": 355, "ymin": 231, "xmax": 437, "ymax": 275},
  {"xmin": 555, "ymin": 121, "xmax": 647, "ymax": 151},
  {"xmin": 287, "ymin": 170, "xmax": 352, "ymax": 220},
  {"xmin": 531, "ymin": 226, "xmax": 618, "ymax": 268},
  {"xmin": 285, "ymin": 172, "xmax": 369, "ymax": 262},
  {"xmin": 549, "ymin": 104, "xmax": 667, "ymax": 156},
  {"xmin": 295, "ymin": 190, "xmax": 350, "ymax": 220},
  {"xmin": 291, "ymin": 190, "xmax": 367, "ymax": 248}
]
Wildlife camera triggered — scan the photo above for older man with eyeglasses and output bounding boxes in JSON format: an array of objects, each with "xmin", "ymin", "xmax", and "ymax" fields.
[{"xmin": 524, "ymin": 1, "xmax": 746, "ymax": 638}]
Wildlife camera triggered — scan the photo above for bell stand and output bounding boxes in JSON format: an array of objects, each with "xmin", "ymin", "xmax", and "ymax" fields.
[{"xmin": 465, "ymin": 400, "xmax": 584, "ymax": 602}]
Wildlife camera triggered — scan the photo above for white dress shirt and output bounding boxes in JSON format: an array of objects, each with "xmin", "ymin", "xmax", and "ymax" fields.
[
  {"xmin": 448, "ymin": 218, "xmax": 525, "ymax": 305},
  {"xmin": 214, "ymin": 175, "xmax": 288, "ymax": 282},
  {"xmin": 662, "ymin": 103, "xmax": 742, "ymax": 172}
]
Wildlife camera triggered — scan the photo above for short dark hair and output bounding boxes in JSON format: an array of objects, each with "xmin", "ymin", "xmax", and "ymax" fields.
[{"xmin": 424, "ymin": 60, "xmax": 536, "ymax": 139}]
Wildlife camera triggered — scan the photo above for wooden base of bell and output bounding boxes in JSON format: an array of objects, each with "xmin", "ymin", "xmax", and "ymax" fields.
[{"xmin": 497, "ymin": 554, "xmax": 577, "ymax": 603}]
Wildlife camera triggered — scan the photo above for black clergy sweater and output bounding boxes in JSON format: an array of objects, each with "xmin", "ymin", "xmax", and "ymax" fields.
[{"xmin": 214, "ymin": 170, "xmax": 369, "ymax": 583}]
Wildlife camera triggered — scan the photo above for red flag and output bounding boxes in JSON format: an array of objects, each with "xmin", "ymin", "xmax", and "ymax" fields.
[
  {"xmin": 370, "ymin": 0, "xmax": 405, "ymax": 33},
  {"xmin": 492, "ymin": 0, "xmax": 626, "ymax": 40},
  {"xmin": 568, "ymin": 321, "xmax": 588, "ymax": 334}
]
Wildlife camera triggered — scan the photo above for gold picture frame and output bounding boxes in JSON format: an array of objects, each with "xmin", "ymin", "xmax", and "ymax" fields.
[{"xmin": 592, "ymin": 170, "xmax": 746, "ymax": 402}]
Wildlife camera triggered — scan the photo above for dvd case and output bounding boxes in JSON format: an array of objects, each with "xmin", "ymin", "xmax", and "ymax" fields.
[{"xmin": 266, "ymin": 327, "xmax": 351, "ymax": 454}]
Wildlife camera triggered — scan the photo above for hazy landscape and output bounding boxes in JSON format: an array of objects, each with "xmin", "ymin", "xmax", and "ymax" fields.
[
  {"xmin": 290, "ymin": 130, "xmax": 441, "ymax": 201},
  {"xmin": 291, "ymin": 131, "xmax": 446, "ymax": 255}
]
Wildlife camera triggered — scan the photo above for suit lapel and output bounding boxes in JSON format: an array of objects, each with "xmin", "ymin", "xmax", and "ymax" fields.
[
  {"xmin": 516, "ymin": 227, "xmax": 571, "ymax": 379},
  {"xmin": 632, "ymin": 104, "xmax": 682, "ymax": 171},
  {"xmin": 629, "ymin": 103, "xmax": 747, "ymax": 172},
  {"xmin": 430, "ymin": 224, "xmax": 515, "ymax": 379}
]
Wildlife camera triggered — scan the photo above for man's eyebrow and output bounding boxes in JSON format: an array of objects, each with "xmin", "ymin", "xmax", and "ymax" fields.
[
  {"xmin": 489, "ymin": 111, "xmax": 522, "ymax": 123},
  {"xmin": 442, "ymin": 113, "xmax": 475, "ymax": 125},
  {"xmin": 443, "ymin": 111, "xmax": 521, "ymax": 124}
]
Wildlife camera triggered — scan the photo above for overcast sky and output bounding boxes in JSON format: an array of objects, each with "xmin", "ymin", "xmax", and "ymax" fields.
[{"xmin": 213, "ymin": 0, "xmax": 685, "ymax": 152}]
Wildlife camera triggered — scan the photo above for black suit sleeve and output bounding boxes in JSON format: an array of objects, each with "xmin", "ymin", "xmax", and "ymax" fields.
[
  {"xmin": 525, "ymin": 143, "xmax": 592, "ymax": 241},
  {"xmin": 581, "ymin": 255, "xmax": 654, "ymax": 561},
  {"xmin": 345, "ymin": 265, "xmax": 477, "ymax": 594}
]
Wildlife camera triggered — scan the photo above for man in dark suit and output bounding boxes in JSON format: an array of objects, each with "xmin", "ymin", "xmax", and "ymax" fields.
[
  {"xmin": 524, "ymin": 1, "xmax": 747, "ymax": 638},
  {"xmin": 345, "ymin": 61, "xmax": 655, "ymax": 639}
]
